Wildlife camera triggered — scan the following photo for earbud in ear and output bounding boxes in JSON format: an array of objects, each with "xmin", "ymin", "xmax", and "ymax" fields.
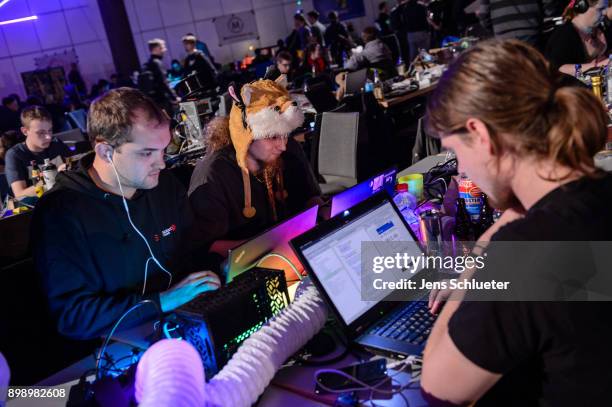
[{"xmin": 106, "ymin": 151, "xmax": 113, "ymax": 162}]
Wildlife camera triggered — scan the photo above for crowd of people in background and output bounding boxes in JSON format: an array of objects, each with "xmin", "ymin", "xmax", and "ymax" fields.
[{"xmin": 4, "ymin": 0, "xmax": 612, "ymax": 177}]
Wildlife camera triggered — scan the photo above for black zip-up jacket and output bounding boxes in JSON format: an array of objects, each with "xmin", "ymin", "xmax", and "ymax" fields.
[{"xmin": 32, "ymin": 153, "xmax": 207, "ymax": 340}]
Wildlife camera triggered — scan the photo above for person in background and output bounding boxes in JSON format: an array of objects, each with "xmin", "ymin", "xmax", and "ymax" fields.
[
  {"xmin": 0, "ymin": 96, "xmax": 21, "ymax": 133},
  {"xmin": 307, "ymin": 10, "xmax": 327, "ymax": 45},
  {"xmin": 345, "ymin": 26, "xmax": 395, "ymax": 78},
  {"xmin": 287, "ymin": 13, "xmax": 312, "ymax": 59},
  {"xmin": 346, "ymin": 23, "xmax": 363, "ymax": 47},
  {"xmin": 0, "ymin": 130, "xmax": 23, "ymax": 172},
  {"xmin": 185, "ymin": 32, "xmax": 219, "ymax": 69},
  {"xmin": 325, "ymin": 11, "xmax": 350, "ymax": 65},
  {"xmin": 68, "ymin": 63, "xmax": 88, "ymax": 97},
  {"xmin": 376, "ymin": 1, "xmax": 394, "ymax": 36},
  {"xmin": 168, "ymin": 59, "xmax": 184, "ymax": 82},
  {"xmin": 109, "ymin": 74, "xmax": 120, "ymax": 89},
  {"xmin": 545, "ymin": 0, "xmax": 608, "ymax": 74},
  {"xmin": 32, "ymin": 88, "xmax": 220, "ymax": 341},
  {"xmin": 264, "ymin": 51, "xmax": 294, "ymax": 82},
  {"xmin": 391, "ymin": 0, "xmax": 410, "ymax": 62},
  {"xmin": 305, "ymin": 43, "xmax": 328, "ymax": 75},
  {"xmin": 422, "ymin": 39, "xmax": 612, "ymax": 407},
  {"xmin": 251, "ymin": 48, "xmax": 274, "ymax": 78},
  {"xmin": 8, "ymin": 94, "xmax": 26, "ymax": 110},
  {"xmin": 188, "ymin": 79, "xmax": 321, "ymax": 259},
  {"xmin": 404, "ymin": 0, "xmax": 431, "ymax": 62},
  {"xmin": 89, "ymin": 79, "xmax": 110, "ymax": 99},
  {"xmin": 141, "ymin": 38, "xmax": 179, "ymax": 115},
  {"xmin": 479, "ymin": 0, "xmax": 562, "ymax": 48},
  {"xmin": 276, "ymin": 39, "xmax": 288, "ymax": 54},
  {"xmin": 182, "ymin": 34, "xmax": 218, "ymax": 90},
  {"xmin": 4, "ymin": 106, "xmax": 71, "ymax": 198}
]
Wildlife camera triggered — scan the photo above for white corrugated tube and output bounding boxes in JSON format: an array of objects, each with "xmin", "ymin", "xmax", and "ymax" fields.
[{"xmin": 135, "ymin": 283, "xmax": 328, "ymax": 407}]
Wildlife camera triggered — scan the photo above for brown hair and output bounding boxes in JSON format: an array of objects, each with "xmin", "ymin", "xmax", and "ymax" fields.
[
  {"xmin": 426, "ymin": 39, "xmax": 607, "ymax": 178},
  {"xmin": 276, "ymin": 50, "xmax": 293, "ymax": 63},
  {"xmin": 362, "ymin": 26, "xmax": 378, "ymax": 42},
  {"xmin": 20, "ymin": 105, "xmax": 52, "ymax": 128},
  {"xmin": 204, "ymin": 116, "xmax": 231, "ymax": 156},
  {"xmin": 88, "ymin": 87, "xmax": 169, "ymax": 148}
]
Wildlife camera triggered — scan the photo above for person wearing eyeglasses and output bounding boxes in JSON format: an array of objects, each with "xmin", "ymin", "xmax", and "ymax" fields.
[
  {"xmin": 4, "ymin": 106, "xmax": 71, "ymax": 198},
  {"xmin": 264, "ymin": 51, "xmax": 294, "ymax": 82}
]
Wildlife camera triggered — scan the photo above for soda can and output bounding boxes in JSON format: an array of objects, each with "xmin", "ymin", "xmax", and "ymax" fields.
[
  {"xmin": 419, "ymin": 209, "xmax": 443, "ymax": 256},
  {"xmin": 458, "ymin": 176, "xmax": 482, "ymax": 222}
]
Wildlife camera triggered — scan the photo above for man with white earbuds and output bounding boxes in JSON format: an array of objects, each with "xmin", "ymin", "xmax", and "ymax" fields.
[{"xmin": 32, "ymin": 88, "xmax": 220, "ymax": 341}]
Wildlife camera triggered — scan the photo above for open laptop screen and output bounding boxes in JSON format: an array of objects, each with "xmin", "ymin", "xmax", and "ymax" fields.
[
  {"xmin": 330, "ymin": 168, "xmax": 397, "ymax": 218},
  {"xmin": 226, "ymin": 205, "xmax": 319, "ymax": 283},
  {"xmin": 298, "ymin": 197, "xmax": 422, "ymax": 325}
]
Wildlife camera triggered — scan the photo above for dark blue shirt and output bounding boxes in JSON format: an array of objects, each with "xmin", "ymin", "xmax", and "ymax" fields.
[{"xmin": 5, "ymin": 140, "xmax": 71, "ymax": 187}]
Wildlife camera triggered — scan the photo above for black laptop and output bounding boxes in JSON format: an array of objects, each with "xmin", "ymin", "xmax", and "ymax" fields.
[
  {"xmin": 345, "ymin": 68, "xmax": 368, "ymax": 97},
  {"xmin": 291, "ymin": 192, "xmax": 437, "ymax": 357}
]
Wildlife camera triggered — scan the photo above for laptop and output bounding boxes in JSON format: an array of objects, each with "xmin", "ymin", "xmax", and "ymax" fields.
[
  {"xmin": 291, "ymin": 192, "xmax": 437, "ymax": 357},
  {"xmin": 225, "ymin": 205, "xmax": 319, "ymax": 283},
  {"xmin": 345, "ymin": 68, "xmax": 368, "ymax": 97},
  {"xmin": 330, "ymin": 167, "xmax": 397, "ymax": 218},
  {"xmin": 305, "ymin": 81, "xmax": 338, "ymax": 113}
]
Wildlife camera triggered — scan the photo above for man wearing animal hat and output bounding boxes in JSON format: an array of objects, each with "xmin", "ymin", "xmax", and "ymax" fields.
[{"xmin": 188, "ymin": 78, "xmax": 321, "ymax": 258}]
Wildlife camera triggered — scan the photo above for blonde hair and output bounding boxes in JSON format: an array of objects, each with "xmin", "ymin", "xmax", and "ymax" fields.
[{"xmin": 426, "ymin": 39, "xmax": 608, "ymax": 178}]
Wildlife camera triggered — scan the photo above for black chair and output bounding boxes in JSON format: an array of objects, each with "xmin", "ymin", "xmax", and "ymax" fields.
[{"xmin": 380, "ymin": 34, "xmax": 401, "ymax": 65}]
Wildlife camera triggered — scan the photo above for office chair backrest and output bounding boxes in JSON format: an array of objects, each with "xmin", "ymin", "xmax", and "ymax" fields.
[{"xmin": 318, "ymin": 112, "xmax": 360, "ymax": 181}]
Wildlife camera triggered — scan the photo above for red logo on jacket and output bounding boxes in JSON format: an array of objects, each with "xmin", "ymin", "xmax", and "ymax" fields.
[{"xmin": 153, "ymin": 224, "xmax": 177, "ymax": 242}]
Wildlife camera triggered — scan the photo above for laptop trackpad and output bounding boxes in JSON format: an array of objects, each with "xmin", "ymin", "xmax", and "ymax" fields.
[{"xmin": 358, "ymin": 334, "xmax": 425, "ymax": 357}]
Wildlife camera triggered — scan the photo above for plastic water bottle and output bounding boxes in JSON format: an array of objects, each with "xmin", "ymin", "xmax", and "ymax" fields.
[
  {"xmin": 393, "ymin": 184, "xmax": 418, "ymax": 225},
  {"xmin": 396, "ymin": 56, "xmax": 406, "ymax": 76},
  {"xmin": 364, "ymin": 77, "xmax": 374, "ymax": 93},
  {"xmin": 41, "ymin": 158, "xmax": 58, "ymax": 191},
  {"xmin": 606, "ymin": 55, "xmax": 612, "ymax": 105}
]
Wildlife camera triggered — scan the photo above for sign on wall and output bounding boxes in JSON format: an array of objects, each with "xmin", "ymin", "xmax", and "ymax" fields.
[
  {"xmin": 213, "ymin": 11, "xmax": 259, "ymax": 46},
  {"xmin": 314, "ymin": 0, "xmax": 366, "ymax": 22}
]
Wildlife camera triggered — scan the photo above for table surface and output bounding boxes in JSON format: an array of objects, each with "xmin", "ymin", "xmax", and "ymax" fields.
[
  {"xmin": 10, "ymin": 336, "xmax": 424, "ymax": 407},
  {"xmin": 378, "ymin": 82, "xmax": 438, "ymax": 109}
]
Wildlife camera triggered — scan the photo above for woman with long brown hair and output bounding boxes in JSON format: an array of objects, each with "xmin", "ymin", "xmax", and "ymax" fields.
[{"xmin": 421, "ymin": 39, "xmax": 612, "ymax": 406}]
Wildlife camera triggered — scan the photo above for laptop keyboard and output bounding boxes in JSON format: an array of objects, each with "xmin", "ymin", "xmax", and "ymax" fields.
[{"xmin": 368, "ymin": 302, "xmax": 436, "ymax": 345}]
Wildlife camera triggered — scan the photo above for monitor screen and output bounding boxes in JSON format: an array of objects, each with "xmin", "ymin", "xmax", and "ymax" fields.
[
  {"xmin": 300, "ymin": 199, "xmax": 421, "ymax": 325},
  {"xmin": 330, "ymin": 168, "xmax": 396, "ymax": 218}
]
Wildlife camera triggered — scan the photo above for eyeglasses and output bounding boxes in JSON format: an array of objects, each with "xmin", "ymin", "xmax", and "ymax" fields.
[{"xmin": 35, "ymin": 130, "xmax": 53, "ymax": 137}]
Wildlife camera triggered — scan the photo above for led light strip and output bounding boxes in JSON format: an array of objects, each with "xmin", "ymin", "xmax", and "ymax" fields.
[{"xmin": 0, "ymin": 15, "xmax": 37, "ymax": 25}]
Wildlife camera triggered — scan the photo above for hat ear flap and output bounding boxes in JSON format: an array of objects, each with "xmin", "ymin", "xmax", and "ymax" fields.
[
  {"xmin": 242, "ymin": 85, "xmax": 253, "ymax": 106},
  {"xmin": 228, "ymin": 85, "xmax": 241, "ymax": 104}
]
